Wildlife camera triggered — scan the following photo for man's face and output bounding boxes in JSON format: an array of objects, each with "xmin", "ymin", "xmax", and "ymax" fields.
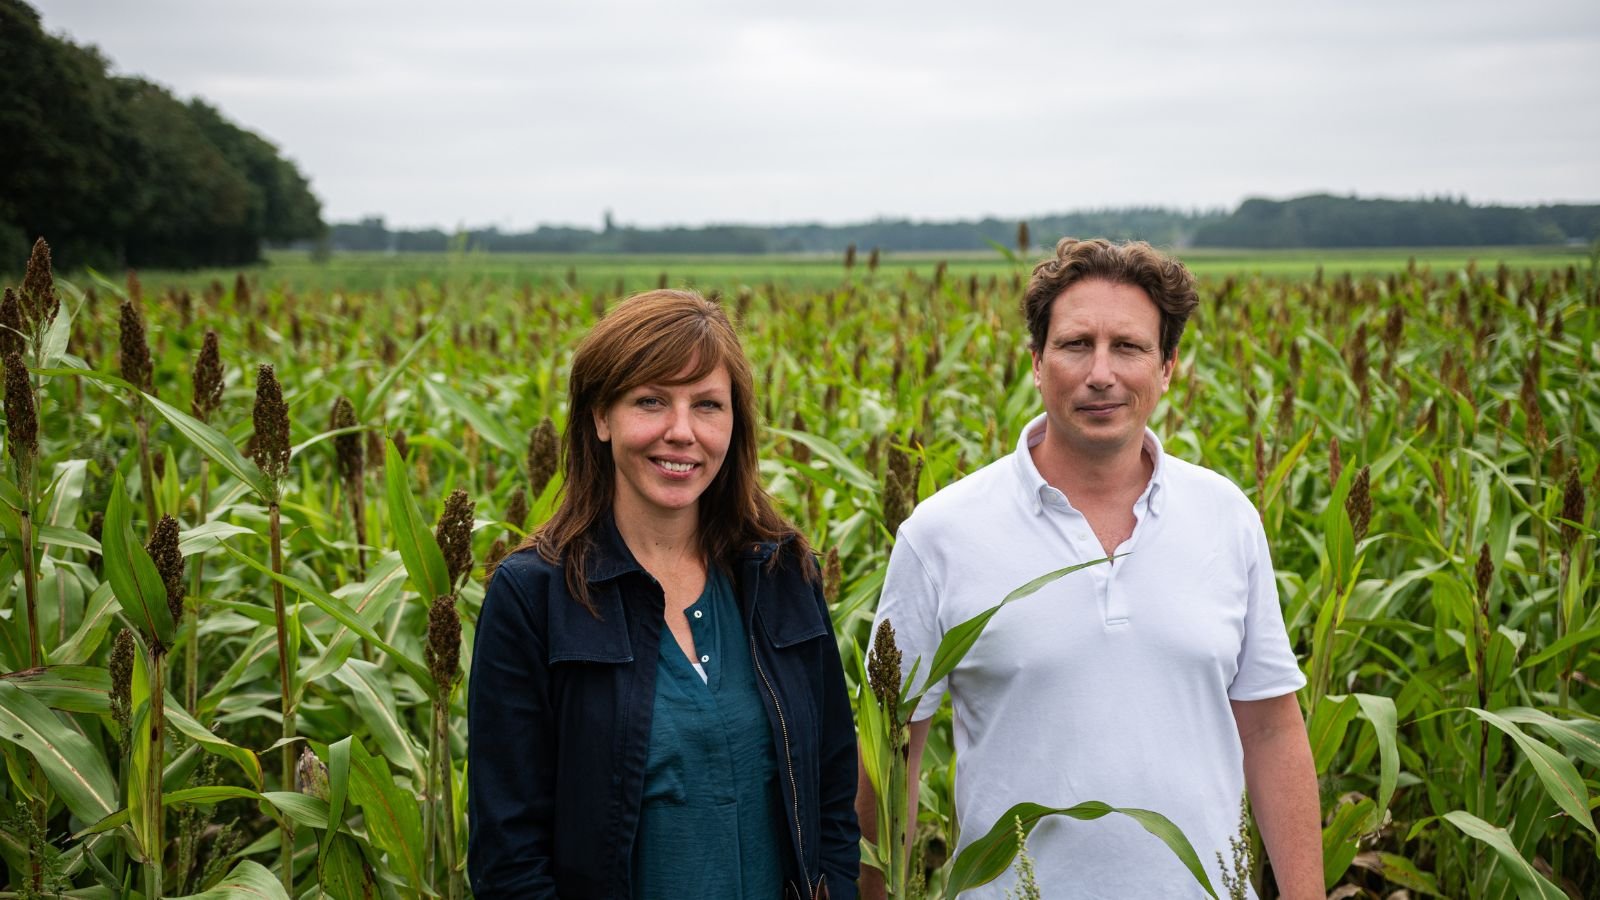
[{"xmin": 1031, "ymin": 278, "xmax": 1174, "ymax": 462}]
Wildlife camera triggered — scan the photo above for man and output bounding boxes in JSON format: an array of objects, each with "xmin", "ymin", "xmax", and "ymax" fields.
[{"xmin": 859, "ymin": 238, "xmax": 1322, "ymax": 897}]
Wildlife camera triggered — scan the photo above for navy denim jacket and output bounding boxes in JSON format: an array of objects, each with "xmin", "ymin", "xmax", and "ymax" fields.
[{"xmin": 466, "ymin": 523, "xmax": 859, "ymax": 899}]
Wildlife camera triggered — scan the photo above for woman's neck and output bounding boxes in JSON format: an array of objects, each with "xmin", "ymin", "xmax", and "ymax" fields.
[{"xmin": 612, "ymin": 501, "xmax": 702, "ymax": 573}]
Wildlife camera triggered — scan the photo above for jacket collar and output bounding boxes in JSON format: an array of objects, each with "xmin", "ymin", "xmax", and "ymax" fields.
[{"xmin": 584, "ymin": 515, "xmax": 787, "ymax": 583}]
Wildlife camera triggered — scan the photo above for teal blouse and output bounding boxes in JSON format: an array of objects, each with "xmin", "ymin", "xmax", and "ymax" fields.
[{"xmin": 632, "ymin": 568, "xmax": 786, "ymax": 898}]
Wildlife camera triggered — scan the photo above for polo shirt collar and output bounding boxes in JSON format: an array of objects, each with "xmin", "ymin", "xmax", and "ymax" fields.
[{"xmin": 1011, "ymin": 413, "xmax": 1168, "ymax": 518}]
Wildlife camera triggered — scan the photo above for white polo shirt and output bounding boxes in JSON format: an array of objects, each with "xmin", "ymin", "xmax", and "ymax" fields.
[{"xmin": 874, "ymin": 414, "xmax": 1305, "ymax": 898}]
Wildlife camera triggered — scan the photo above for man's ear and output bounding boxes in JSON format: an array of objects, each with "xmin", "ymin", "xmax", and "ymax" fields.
[
  {"xmin": 1160, "ymin": 354, "xmax": 1176, "ymax": 391},
  {"xmin": 1031, "ymin": 348, "xmax": 1043, "ymax": 390}
]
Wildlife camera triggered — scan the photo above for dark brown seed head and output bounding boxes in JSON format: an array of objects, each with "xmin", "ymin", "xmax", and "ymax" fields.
[
  {"xmin": 790, "ymin": 411, "xmax": 811, "ymax": 465},
  {"xmin": 868, "ymin": 247, "xmax": 880, "ymax": 273},
  {"xmin": 1475, "ymin": 542, "xmax": 1493, "ymax": 602},
  {"xmin": 484, "ymin": 538, "xmax": 508, "ymax": 575},
  {"xmin": 190, "ymin": 330, "xmax": 224, "ymax": 422},
  {"xmin": 1383, "ymin": 305, "xmax": 1404, "ymax": 351},
  {"xmin": 527, "ymin": 417, "xmax": 558, "ymax": 497},
  {"xmin": 87, "ymin": 510, "xmax": 105, "ymax": 570},
  {"xmin": 233, "ymin": 273, "xmax": 251, "ymax": 312},
  {"xmin": 22, "ymin": 237, "xmax": 57, "ymax": 328},
  {"xmin": 1560, "ymin": 467, "xmax": 1586, "ymax": 551},
  {"xmin": 435, "ymin": 489, "xmax": 475, "ymax": 588},
  {"xmin": 823, "ymin": 546, "xmax": 842, "ymax": 607},
  {"xmin": 1328, "ymin": 437, "xmax": 1343, "ymax": 492},
  {"xmin": 3, "ymin": 352, "xmax": 37, "ymax": 468},
  {"xmin": 425, "ymin": 593, "xmax": 462, "ymax": 692},
  {"xmin": 844, "ymin": 243, "xmax": 857, "ymax": 271},
  {"xmin": 109, "ymin": 628, "xmax": 135, "ymax": 732},
  {"xmin": 118, "ymin": 299, "xmax": 153, "ymax": 394},
  {"xmin": 504, "ymin": 487, "xmax": 529, "ymax": 534},
  {"xmin": 330, "ymin": 395, "xmax": 362, "ymax": 485},
  {"xmin": 884, "ymin": 443, "xmax": 921, "ymax": 540},
  {"xmin": 146, "ymin": 514, "xmax": 185, "ymax": 622},
  {"xmin": 1016, "ymin": 221, "xmax": 1030, "ymax": 255},
  {"xmin": 1345, "ymin": 465, "xmax": 1372, "ymax": 543},
  {"xmin": 867, "ymin": 618, "xmax": 903, "ymax": 711},
  {"xmin": 0, "ymin": 289, "xmax": 24, "ymax": 357},
  {"xmin": 251, "ymin": 365, "xmax": 290, "ymax": 483},
  {"xmin": 393, "ymin": 429, "xmax": 409, "ymax": 462}
]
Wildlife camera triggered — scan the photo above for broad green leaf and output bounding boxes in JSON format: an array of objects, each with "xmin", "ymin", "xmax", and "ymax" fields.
[
  {"xmin": 0, "ymin": 681, "xmax": 118, "ymax": 823},
  {"xmin": 143, "ymin": 391, "xmax": 272, "ymax": 499},
  {"xmin": 424, "ymin": 377, "xmax": 520, "ymax": 454},
  {"xmin": 1467, "ymin": 707, "xmax": 1598, "ymax": 840},
  {"xmin": 35, "ymin": 524, "xmax": 99, "ymax": 553},
  {"xmin": 331, "ymin": 660, "xmax": 425, "ymax": 774},
  {"xmin": 908, "ymin": 557, "xmax": 1109, "ymax": 716},
  {"xmin": 102, "ymin": 473, "xmax": 176, "ymax": 646},
  {"xmin": 1442, "ymin": 811, "xmax": 1566, "ymax": 900},
  {"xmin": 300, "ymin": 552, "xmax": 407, "ymax": 684},
  {"xmin": 128, "ymin": 644, "xmax": 156, "ymax": 860},
  {"xmin": 261, "ymin": 790, "xmax": 331, "ymax": 830},
  {"xmin": 1498, "ymin": 707, "xmax": 1600, "ymax": 769},
  {"xmin": 74, "ymin": 785, "xmax": 263, "ymax": 837},
  {"xmin": 1307, "ymin": 694, "xmax": 1358, "ymax": 774},
  {"xmin": 1322, "ymin": 795, "xmax": 1374, "ymax": 887},
  {"xmin": 177, "ymin": 521, "xmax": 258, "ymax": 556},
  {"xmin": 768, "ymin": 426, "xmax": 878, "ymax": 493},
  {"xmin": 942, "ymin": 800, "xmax": 1217, "ymax": 899},
  {"xmin": 319, "ymin": 736, "xmax": 354, "ymax": 864},
  {"xmin": 348, "ymin": 739, "xmax": 426, "ymax": 891},
  {"xmin": 319, "ymin": 833, "xmax": 376, "ymax": 900},
  {"xmin": 43, "ymin": 458, "xmax": 88, "ymax": 528},
  {"xmin": 221, "ymin": 541, "xmax": 435, "ymax": 693},
  {"xmin": 168, "ymin": 858, "xmax": 290, "ymax": 900},
  {"xmin": 2, "ymin": 664, "xmax": 108, "ymax": 713},
  {"xmin": 55, "ymin": 581, "xmax": 117, "ymax": 664},
  {"xmin": 166, "ymin": 697, "xmax": 263, "ymax": 789},
  {"xmin": 384, "ymin": 438, "xmax": 451, "ymax": 599},
  {"xmin": 1352, "ymin": 693, "xmax": 1399, "ymax": 818}
]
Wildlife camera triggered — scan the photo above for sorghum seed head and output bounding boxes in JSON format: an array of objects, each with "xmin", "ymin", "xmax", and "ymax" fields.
[
  {"xmin": 1345, "ymin": 465, "xmax": 1372, "ymax": 543},
  {"xmin": 867, "ymin": 618, "xmax": 903, "ymax": 711},
  {"xmin": 1560, "ymin": 467, "xmax": 1585, "ymax": 551},
  {"xmin": 504, "ymin": 487, "xmax": 529, "ymax": 534},
  {"xmin": 146, "ymin": 515, "xmax": 185, "ymax": 622},
  {"xmin": 22, "ymin": 237, "xmax": 57, "ymax": 328},
  {"xmin": 1328, "ymin": 437, "xmax": 1343, "ymax": 491},
  {"xmin": 526, "ymin": 417, "xmax": 558, "ymax": 497},
  {"xmin": 0, "ymin": 289, "xmax": 24, "ymax": 357},
  {"xmin": 884, "ymin": 444, "xmax": 921, "ymax": 539},
  {"xmin": 109, "ymin": 628, "xmax": 135, "ymax": 732},
  {"xmin": 392, "ymin": 429, "xmax": 409, "ymax": 462},
  {"xmin": 1475, "ymin": 542, "xmax": 1493, "ymax": 602},
  {"xmin": 251, "ymin": 365, "xmax": 290, "ymax": 482},
  {"xmin": 484, "ymin": 538, "xmax": 508, "ymax": 575},
  {"xmin": 425, "ymin": 594, "xmax": 462, "ymax": 691},
  {"xmin": 435, "ymin": 489, "xmax": 475, "ymax": 588},
  {"xmin": 3, "ymin": 351, "xmax": 37, "ymax": 467},
  {"xmin": 190, "ymin": 330, "xmax": 224, "ymax": 422},
  {"xmin": 118, "ymin": 299, "xmax": 153, "ymax": 394},
  {"xmin": 329, "ymin": 395, "xmax": 362, "ymax": 485}
]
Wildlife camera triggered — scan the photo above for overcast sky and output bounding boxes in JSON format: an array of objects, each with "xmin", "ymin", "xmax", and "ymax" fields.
[{"xmin": 32, "ymin": 0, "xmax": 1600, "ymax": 230}]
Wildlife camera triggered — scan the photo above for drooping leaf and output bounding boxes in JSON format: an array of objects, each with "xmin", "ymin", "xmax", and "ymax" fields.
[
  {"xmin": 319, "ymin": 736, "xmax": 354, "ymax": 864},
  {"xmin": 143, "ymin": 392, "xmax": 273, "ymax": 499},
  {"xmin": 331, "ymin": 660, "xmax": 425, "ymax": 774},
  {"xmin": 0, "ymin": 681, "xmax": 118, "ymax": 823},
  {"xmin": 1353, "ymin": 693, "xmax": 1400, "ymax": 818},
  {"xmin": 1467, "ymin": 707, "xmax": 1598, "ymax": 840},
  {"xmin": 347, "ymin": 739, "xmax": 426, "ymax": 891},
  {"xmin": 942, "ymin": 800, "xmax": 1216, "ymax": 899},
  {"xmin": 168, "ymin": 858, "xmax": 291, "ymax": 900},
  {"xmin": 1442, "ymin": 811, "xmax": 1566, "ymax": 899}
]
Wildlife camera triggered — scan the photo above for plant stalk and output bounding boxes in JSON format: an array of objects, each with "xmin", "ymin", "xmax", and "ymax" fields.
[
  {"xmin": 269, "ymin": 502, "xmax": 295, "ymax": 892},
  {"xmin": 434, "ymin": 698, "xmax": 461, "ymax": 900},
  {"xmin": 146, "ymin": 647, "xmax": 167, "ymax": 900},
  {"xmin": 136, "ymin": 412, "xmax": 158, "ymax": 526},
  {"xmin": 186, "ymin": 458, "xmax": 210, "ymax": 713}
]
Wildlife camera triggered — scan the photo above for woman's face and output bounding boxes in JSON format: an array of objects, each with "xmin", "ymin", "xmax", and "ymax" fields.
[{"xmin": 593, "ymin": 364, "xmax": 734, "ymax": 527}]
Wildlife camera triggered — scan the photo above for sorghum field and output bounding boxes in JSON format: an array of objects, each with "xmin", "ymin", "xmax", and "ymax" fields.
[{"xmin": 0, "ymin": 239, "xmax": 1595, "ymax": 899}]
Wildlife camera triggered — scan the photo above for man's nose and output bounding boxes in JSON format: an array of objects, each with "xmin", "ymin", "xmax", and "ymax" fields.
[{"xmin": 1086, "ymin": 346, "xmax": 1116, "ymax": 389}]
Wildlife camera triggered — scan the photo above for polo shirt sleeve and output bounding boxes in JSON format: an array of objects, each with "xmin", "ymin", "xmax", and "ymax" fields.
[
  {"xmin": 1227, "ymin": 516, "xmax": 1307, "ymax": 701},
  {"xmin": 872, "ymin": 530, "xmax": 947, "ymax": 722}
]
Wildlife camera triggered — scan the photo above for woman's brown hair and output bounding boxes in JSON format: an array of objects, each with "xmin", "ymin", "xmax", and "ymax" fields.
[{"xmin": 518, "ymin": 289, "xmax": 812, "ymax": 612}]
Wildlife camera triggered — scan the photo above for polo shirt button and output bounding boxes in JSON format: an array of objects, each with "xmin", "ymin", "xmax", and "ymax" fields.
[
  {"xmin": 700, "ymin": 655, "xmax": 710, "ymax": 663},
  {"xmin": 693, "ymin": 610, "xmax": 703, "ymax": 618}
]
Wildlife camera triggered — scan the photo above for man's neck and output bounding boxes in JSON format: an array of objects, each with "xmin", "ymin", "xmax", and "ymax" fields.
[{"xmin": 1030, "ymin": 432, "xmax": 1154, "ymax": 506}]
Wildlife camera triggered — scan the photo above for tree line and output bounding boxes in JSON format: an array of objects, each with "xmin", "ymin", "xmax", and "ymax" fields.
[
  {"xmin": 0, "ymin": 0, "xmax": 324, "ymax": 271},
  {"xmin": 330, "ymin": 196, "xmax": 1598, "ymax": 257}
]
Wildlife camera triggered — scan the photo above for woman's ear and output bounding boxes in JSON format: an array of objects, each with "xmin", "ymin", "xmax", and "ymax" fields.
[{"xmin": 592, "ymin": 407, "xmax": 610, "ymax": 443}]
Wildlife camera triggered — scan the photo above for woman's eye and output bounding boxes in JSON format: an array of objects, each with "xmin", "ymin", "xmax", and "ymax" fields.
[
  {"xmin": 636, "ymin": 396, "xmax": 662, "ymax": 408},
  {"xmin": 697, "ymin": 400, "xmax": 724, "ymax": 411}
]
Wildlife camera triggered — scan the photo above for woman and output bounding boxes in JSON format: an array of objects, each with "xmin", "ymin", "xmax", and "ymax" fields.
[{"xmin": 467, "ymin": 290, "xmax": 858, "ymax": 899}]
